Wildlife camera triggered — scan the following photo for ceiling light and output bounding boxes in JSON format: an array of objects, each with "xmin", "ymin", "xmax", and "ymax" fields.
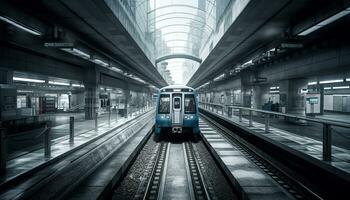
[
  {"xmin": 346, "ymin": 78, "xmax": 350, "ymax": 82},
  {"xmin": 298, "ymin": 7, "xmax": 350, "ymax": 36},
  {"xmin": 319, "ymin": 79, "xmax": 343, "ymax": 84},
  {"xmin": 72, "ymin": 83, "xmax": 84, "ymax": 88},
  {"xmin": 48, "ymin": 81, "xmax": 70, "ymax": 86},
  {"xmin": 0, "ymin": 16, "xmax": 42, "ymax": 36},
  {"xmin": 214, "ymin": 73, "xmax": 225, "ymax": 82},
  {"xmin": 324, "ymin": 87, "xmax": 332, "ymax": 90},
  {"xmin": 61, "ymin": 48, "xmax": 90, "ymax": 59},
  {"xmin": 308, "ymin": 82, "xmax": 317, "ymax": 85},
  {"xmin": 93, "ymin": 58, "xmax": 109, "ymax": 67},
  {"xmin": 17, "ymin": 90, "xmax": 33, "ymax": 93},
  {"xmin": 13, "ymin": 77, "xmax": 45, "ymax": 83},
  {"xmin": 111, "ymin": 66, "xmax": 123, "ymax": 73},
  {"xmin": 270, "ymin": 90, "xmax": 279, "ymax": 93},
  {"xmin": 333, "ymin": 86, "xmax": 349, "ymax": 89}
]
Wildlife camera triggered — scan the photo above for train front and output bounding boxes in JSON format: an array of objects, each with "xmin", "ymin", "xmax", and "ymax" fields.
[{"xmin": 155, "ymin": 86, "xmax": 199, "ymax": 135}]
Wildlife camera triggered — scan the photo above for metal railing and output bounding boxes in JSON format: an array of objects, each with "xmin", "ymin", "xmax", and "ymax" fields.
[{"xmin": 199, "ymin": 101, "xmax": 350, "ymax": 161}]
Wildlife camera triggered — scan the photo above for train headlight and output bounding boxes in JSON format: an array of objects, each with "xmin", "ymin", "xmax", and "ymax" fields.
[
  {"xmin": 161, "ymin": 115, "xmax": 164, "ymax": 119},
  {"xmin": 166, "ymin": 115, "xmax": 170, "ymax": 119},
  {"xmin": 190, "ymin": 115, "xmax": 194, "ymax": 119}
]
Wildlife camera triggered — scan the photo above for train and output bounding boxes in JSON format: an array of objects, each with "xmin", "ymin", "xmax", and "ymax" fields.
[{"xmin": 155, "ymin": 85, "xmax": 199, "ymax": 135}]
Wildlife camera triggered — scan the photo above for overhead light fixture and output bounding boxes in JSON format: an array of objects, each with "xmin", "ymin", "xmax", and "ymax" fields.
[
  {"xmin": 93, "ymin": 58, "xmax": 109, "ymax": 67},
  {"xmin": 48, "ymin": 81, "xmax": 70, "ymax": 86},
  {"xmin": 333, "ymin": 86, "xmax": 349, "ymax": 89},
  {"xmin": 324, "ymin": 87, "xmax": 332, "ymax": 90},
  {"xmin": 319, "ymin": 79, "xmax": 343, "ymax": 84},
  {"xmin": 111, "ymin": 66, "xmax": 123, "ymax": 73},
  {"xmin": 308, "ymin": 82, "xmax": 317, "ymax": 85},
  {"xmin": 298, "ymin": 7, "xmax": 350, "ymax": 36},
  {"xmin": 13, "ymin": 77, "xmax": 45, "ymax": 83},
  {"xmin": 346, "ymin": 78, "xmax": 350, "ymax": 82},
  {"xmin": 270, "ymin": 86, "xmax": 279, "ymax": 90},
  {"xmin": 17, "ymin": 90, "xmax": 33, "ymax": 93},
  {"xmin": 72, "ymin": 83, "xmax": 84, "ymax": 88},
  {"xmin": 214, "ymin": 73, "xmax": 225, "ymax": 82},
  {"xmin": 61, "ymin": 48, "xmax": 90, "ymax": 59},
  {"xmin": 0, "ymin": 16, "xmax": 42, "ymax": 36},
  {"xmin": 270, "ymin": 90, "xmax": 279, "ymax": 93},
  {"xmin": 106, "ymin": 88, "xmax": 113, "ymax": 91}
]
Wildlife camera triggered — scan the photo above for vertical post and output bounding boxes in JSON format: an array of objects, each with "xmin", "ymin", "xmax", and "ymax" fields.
[
  {"xmin": 69, "ymin": 117, "xmax": 74, "ymax": 144},
  {"xmin": 108, "ymin": 106, "xmax": 111, "ymax": 127},
  {"xmin": 249, "ymin": 110, "xmax": 253, "ymax": 126},
  {"xmin": 239, "ymin": 108, "xmax": 242, "ymax": 122},
  {"xmin": 323, "ymin": 124, "xmax": 332, "ymax": 161},
  {"xmin": 95, "ymin": 112, "xmax": 98, "ymax": 131},
  {"xmin": 265, "ymin": 113, "xmax": 270, "ymax": 132},
  {"xmin": 0, "ymin": 129, "xmax": 6, "ymax": 174},
  {"xmin": 44, "ymin": 124, "xmax": 51, "ymax": 158}
]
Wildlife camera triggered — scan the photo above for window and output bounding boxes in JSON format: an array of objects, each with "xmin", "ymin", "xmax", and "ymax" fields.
[
  {"xmin": 185, "ymin": 94, "xmax": 196, "ymax": 114},
  {"xmin": 159, "ymin": 94, "xmax": 170, "ymax": 113},
  {"xmin": 174, "ymin": 97, "xmax": 181, "ymax": 109},
  {"xmin": 17, "ymin": 95, "xmax": 27, "ymax": 108}
]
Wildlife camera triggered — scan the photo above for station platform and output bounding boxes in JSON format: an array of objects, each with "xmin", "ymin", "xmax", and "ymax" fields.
[
  {"xmin": 199, "ymin": 107, "xmax": 350, "ymax": 175},
  {"xmin": 198, "ymin": 119, "xmax": 296, "ymax": 200},
  {"xmin": 0, "ymin": 108, "xmax": 154, "ymax": 200}
]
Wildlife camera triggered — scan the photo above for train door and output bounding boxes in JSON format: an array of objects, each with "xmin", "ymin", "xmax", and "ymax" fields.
[{"xmin": 172, "ymin": 94, "xmax": 183, "ymax": 126}]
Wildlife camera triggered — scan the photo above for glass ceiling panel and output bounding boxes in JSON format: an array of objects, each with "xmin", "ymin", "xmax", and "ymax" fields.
[{"xmin": 149, "ymin": 0, "xmax": 216, "ymax": 85}]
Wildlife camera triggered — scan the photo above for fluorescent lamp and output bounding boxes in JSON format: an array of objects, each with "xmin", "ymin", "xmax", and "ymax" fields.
[
  {"xmin": 298, "ymin": 7, "xmax": 350, "ymax": 36},
  {"xmin": 0, "ymin": 16, "xmax": 42, "ymax": 36},
  {"xmin": 319, "ymin": 79, "xmax": 343, "ymax": 84},
  {"xmin": 270, "ymin": 90, "xmax": 279, "ymax": 93},
  {"xmin": 100, "ymin": 87, "xmax": 105, "ymax": 90},
  {"xmin": 214, "ymin": 73, "xmax": 225, "ymax": 82},
  {"xmin": 93, "ymin": 58, "xmax": 109, "ymax": 67},
  {"xmin": 106, "ymin": 88, "xmax": 112, "ymax": 91},
  {"xmin": 308, "ymin": 82, "xmax": 317, "ymax": 85},
  {"xmin": 13, "ymin": 77, "xmax": 45, "ymax": 83},
  {"xmin": 346, "ymin": 78, "xmax": 350, "ymax": 82},
  {"xmin": 72, "ymin": 83, "xmax": 84, "ymax": 87},
  {"xmin": 111, "ymin": 67, "xmax": 123, "ymax": 73},
  {"xmin": 324, "ymin": 87, "xmax": 332, "ymax": 90},
  {"xmin": 61, "ymin": 48, "xmax": 90, "ymax": 59},
  {"xmin": 17, "ymin": 90, "xmax": 33, "ymax": 93},
  {"xmin": 48, "ymin": 81, "xmax": 70, "ymax": 86},
  {"xmin": 333, "ymin": 86, "xmax": 349, "ymax": 89}
]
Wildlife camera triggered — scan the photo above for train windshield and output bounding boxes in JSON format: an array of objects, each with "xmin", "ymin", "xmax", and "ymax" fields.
[
  {"xmin": 159, "ymin": 94, "xmax": 170, "ymax": 114},
  {"xmin": 184, "ymin": 94, "xmax": 196, "ymax": 114}
]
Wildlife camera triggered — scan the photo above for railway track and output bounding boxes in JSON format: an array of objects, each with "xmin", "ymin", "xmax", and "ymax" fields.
[{"xmin": 116, "ymin": 139, "xmax": 216, "ymax": 200}]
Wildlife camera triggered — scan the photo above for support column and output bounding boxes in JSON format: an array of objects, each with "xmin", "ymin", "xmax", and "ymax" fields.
[
  {"xmin": 279, "ymin": 78, "xmax": 308, "ymax": 117},
  {"xmin": 84, "ymin": 84, "xmax": 99, "ymax": 120},
  {"xmin": 320, "ymin": 86, "xmax": 324, "ymax": 115},
  {"xmin": 124, "ymin": 89, "xmax": 131, "ymax": 118},
  {"xmin": 251, "ymin": 85, "xmax": 270, "ymax": 110}
]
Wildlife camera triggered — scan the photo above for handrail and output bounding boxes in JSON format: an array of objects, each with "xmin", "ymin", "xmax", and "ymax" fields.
[{"xmin": 198, "ymin": 101, "xmax": 350, "ymax": 129}]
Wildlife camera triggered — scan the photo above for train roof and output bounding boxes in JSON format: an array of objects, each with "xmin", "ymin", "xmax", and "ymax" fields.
[{"xmin": 160, "ymin": 85, "xmax": 194, "ymax": 90}]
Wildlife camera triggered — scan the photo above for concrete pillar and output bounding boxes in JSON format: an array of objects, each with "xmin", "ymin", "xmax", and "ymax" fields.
[
  {"xmin": 320, "ymin": 86, "xmax": 324, "ymax": 115},
  {"xmin": 124, "ymin": 89, "xmax": 130, "ymax": 118},
  {"xmin": 84, "ymin": 84, "xmax": 99, "ymax": 120},
  {"xmin": 251, "ymin": 85, "xmax": 270, "ymax": 110},
  {"xmin": 279, "ymin": 78, "xmax": 308, "ymax": 116}
]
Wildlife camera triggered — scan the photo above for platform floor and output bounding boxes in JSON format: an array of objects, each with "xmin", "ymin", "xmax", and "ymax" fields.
[
  {"xmin": 0, "ymin": 109, "xmax": 152, "ymax": 187},
  {"xmin": 198, "ymin": 119, "xmax": 295, "ymax": 200},
  {"xmin": 202, "ymin": 107, "xmax": 350, "ymax": 175}
]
